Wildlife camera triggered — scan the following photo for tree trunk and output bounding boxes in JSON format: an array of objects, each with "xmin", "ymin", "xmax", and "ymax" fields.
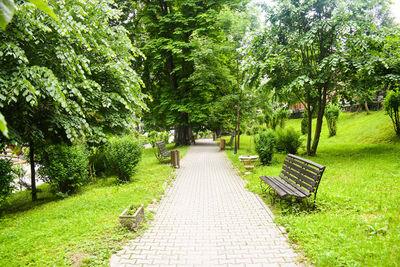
[
  {"xmin": 364, "ymin": 100, "xmax": 370, "ymax": 115},
  {"xmin": 29, "ymin": 142, "xmax": 37, "ymax": 201},
  {"xmin": 306, "ymin": 92, "xmax": 312, "ymax": 155},
  {"xmin": 311, "ymin": 87, "xmax": 327, "ymax": 155},
  {"xmin": 175, "ymin": 113, "xmax": 191, "ymax": 146}
]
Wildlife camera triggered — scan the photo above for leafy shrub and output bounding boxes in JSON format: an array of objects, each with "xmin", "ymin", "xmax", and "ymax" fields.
[
  {"xmin": 252, "ymin": 124, "xmax": 268, "ymax": 135},
  {"xmin": 275, "ymin": 127, "xmax": 303, "ymax": 154},
  {"xmin": 255, "ymin": 130, "xmax": 276, "ymax": 165},
  {"xmin": 107, "ymin": 136, "xmax": 143, "ymax": 182},
  {"xmin": 160, "ymin": 131, "xmax": 171, "ymax": 144},
  {"xmin": 245, "ymin": 127, "xmax": 252, "ymax": 136},
  {"xmin": 301, "ymin": 110, "xmax": 308, "ymax": 135},
  {"xmin": 325, "ymin": 103, "xmax": 340, "ymax": 137},
  {"xmin": 89, "ymin": 144, "xmax": 110, "ymax": 177},
  {"xmin": 384, "ymin": 89, "xmax": 400, "ymax": 136},
  {"xmin": 39, "ymin": 144, "xmax": 89, "ymax": 194},
  {"xmin": 265, "ymin": 106, "xmax": 290, "ymax": 129},
  {"xmin": 0, "ymin": 159, "xmax": 15, "ymax": 206},
  {"xmin": 147, "ymin": 131, "xmax": 160, "ymax": 148}
]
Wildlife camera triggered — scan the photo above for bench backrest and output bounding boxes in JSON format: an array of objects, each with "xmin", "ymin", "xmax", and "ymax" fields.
[
  {"xmin": 156, "ymin": 141, "xmax": 169, "ymax": 157},
  {"xmin": 280, "ymin": 154, "xmax": 326, "ymax": 196}
]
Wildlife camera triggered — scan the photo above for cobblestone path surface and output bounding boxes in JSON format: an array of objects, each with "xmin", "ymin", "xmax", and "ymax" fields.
[{"xmin": 110, "ymin": 139, "xmax": 301, "ymax": 266}]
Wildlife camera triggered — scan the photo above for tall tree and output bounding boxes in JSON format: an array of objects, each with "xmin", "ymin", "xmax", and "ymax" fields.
[
  {"xmin": 0, "ymin": 0, "xmax": 145, "ymax": 200},
  {"xmin": 249, "ymin": 0, "xmax": 392, "ymax": 155},
  {"xmin": 117, "ymin": 0, "xmax": 248, "ymax": 145}
]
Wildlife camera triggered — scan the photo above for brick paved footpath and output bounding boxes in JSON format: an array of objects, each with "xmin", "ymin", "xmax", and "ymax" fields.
[{"xmin": 110, "ymin": 139, "xmax": 302, "ymax": 267}]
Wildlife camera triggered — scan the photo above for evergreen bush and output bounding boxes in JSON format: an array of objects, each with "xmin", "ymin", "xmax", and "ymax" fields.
[
  {"xmin": 275, "ymin": 127, "xmax": 303, "ymax": 154},
  {"xmin": 255, "ymin": 130, "xmax": 276, "ymax": 165},
  {"xmin": 384, "ymin": 89, "xmax": 400, "ymax": 136},
  {"xmin": 325, "ymin": 103, "xmax": 340, "ymax": 137},
  {"xmin": 107, "ymin": 136, "xmax": 143, "ymax": 182},
  {"xmin": 38, "ymin": 144, "xmax": 89, "ymax": 194}
]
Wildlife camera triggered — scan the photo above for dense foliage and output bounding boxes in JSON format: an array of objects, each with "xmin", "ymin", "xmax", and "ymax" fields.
[
  {"xmin": 0, "ymin": 158, "xmax": 15, "ymax": 206},
  {"xmin": 0, "ymin": 0, "xmax": 146, "ymax": 199},
  {"xmin": 255, "ymin": 129, "xmax": 276, "ymax": 165},
  {"xmin": 384, "ymin": 89, "xmax": 400, "ymax": 135},
  {"xmin": 248, "ymin": 0, "xmax": 394, "ymax": 155},
  {"xmin": 275, "ymin": 127, "xmax": 302, "ymax": 154},
  {"xmin": 264, "ymin": 105, "xmax": 290, "ymax": 130},
  {"xmin": 107, "ymin": 136, "xmax": 143, "ymax": 182},
  {"xmin": 116, "ymin": 0, "xmax": 254, "ymax": 145},
  {"xmin": 38, "ymin": 144, "xmax": 89, "ymax": 194},
  {"xmin": 325, "ymin": 103, "xmax": 340, "ymax": 137}
]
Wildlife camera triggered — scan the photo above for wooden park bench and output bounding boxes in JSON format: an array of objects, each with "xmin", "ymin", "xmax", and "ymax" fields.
[
  {"xmin": 155, "ymin": 141, "xmax": 171, "ymax": 162},
  {"xmin": 260, "ymin": 154, "xmax": 326, "ymax": 203}
]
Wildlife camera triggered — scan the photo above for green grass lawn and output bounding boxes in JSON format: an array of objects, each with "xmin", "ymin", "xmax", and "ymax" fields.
[
  {"xmin": 0, "ymin": 144, "xmax": 188, "ymax": 266},
  {"xmin": 225, "ymin": 111, "xmax": 400, "ymax": 266}
]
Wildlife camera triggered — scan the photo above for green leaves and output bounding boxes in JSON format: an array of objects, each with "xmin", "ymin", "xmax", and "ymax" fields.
[
  {"xmin": 27, "ymin": 0, "xmax": 58, "ymax": 21},
  {"xmin": 0, "ymin": 113, "xmax": 8, "ymax": 137},
  {"xmin": 0, "ymin": 0, "xmax": 145, "ymax": 147},
  {"xmin": 0, "ymin": 0, "xmax": 14, "ymax": 30},
  {"xmin": 0, "ymin": 0, "xmax": 58, "ymax": 30}
]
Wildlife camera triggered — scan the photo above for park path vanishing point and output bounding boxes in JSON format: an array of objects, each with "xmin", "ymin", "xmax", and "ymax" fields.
[{"xmin": 110, "ymin": 139, "xmax": 302, "ymax": 267}]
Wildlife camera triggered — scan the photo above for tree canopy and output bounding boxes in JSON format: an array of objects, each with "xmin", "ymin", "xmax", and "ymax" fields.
[
  {"xmin": 0, "ymin": 0, "xmax": 146, "ymax": 199},
  {"xmin": 248, "ymin": 0, "xmax": 396, "ymax": 155}
]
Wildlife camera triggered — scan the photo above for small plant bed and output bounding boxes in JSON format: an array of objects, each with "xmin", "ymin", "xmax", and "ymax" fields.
[
  {"xmin": 225, "ymin": 111, "xmax": 400, "ymax": 266},
  {"xmin": 119, "ymin": 205, "xmax": 145, "ymax": 231},
  {"xmin": 0, "ymin": 145, "xmax": 188, "ymax": 266}
]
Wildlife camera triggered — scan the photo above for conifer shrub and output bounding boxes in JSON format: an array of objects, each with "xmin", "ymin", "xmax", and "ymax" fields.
[
  {"xmin": 325, "ymin": 103, "xmax": 340, "ymax": 137},
  {"xmin": 384, "ymin": 89, "xmax": 400, "ymax": 136}
]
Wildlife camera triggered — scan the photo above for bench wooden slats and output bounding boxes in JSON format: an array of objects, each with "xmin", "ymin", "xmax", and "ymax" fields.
[
  {"xmin": 278, "ymin": 174, "xmax": 310, "ymax": 196},
  {"xmin": 280, "ymin": 170, "xmax": 314, "ymax": 193},
  {"xmin": 260, "ymin": 154, "xmax": 326, "ymax": 201},
  {"xmin": 286, "ymin": 156, "xmax": 321, "ymax": 175},
  {"xmin": 288, "ymin": 153, "xmax": 324, "ymax": 171},
  {"xmin": 261, "ymin": 176, "xmax": 309, "ymax": 198},
  {"xmin": 156, "ymin": 141, "xmax": 171, "ymax": 160},
  {"xmin": 283, "ymin": 159, "xmax": 318, "ymax": 182},
  {"xmin": 282, "ymin": 165, "xmax": 316, "ymax": 188}
]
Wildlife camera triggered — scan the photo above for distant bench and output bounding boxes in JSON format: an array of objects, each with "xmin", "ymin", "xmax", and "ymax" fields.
[
  {"xmin": 260, "ymin": 154, "xmax": 326, "ymax": 203},
  {"xmin": 155, "ymin": 141, "xmax": 171, "ymax": 162}
]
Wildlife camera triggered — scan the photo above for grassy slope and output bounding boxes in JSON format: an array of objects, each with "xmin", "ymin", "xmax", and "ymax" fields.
[
  {"xmin": 0, "ymin": 144, "xmax": 188, "ymax": 266},
  {"xmin": 225, "ymin": 111, "xmax": 400, "ymax": 266}
]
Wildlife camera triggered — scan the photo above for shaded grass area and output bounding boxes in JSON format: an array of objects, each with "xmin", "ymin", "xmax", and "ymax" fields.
[
  {"xmin": 0, "ymin": 144, "xmax": 188, "ymax": 266},
  {"xmin": 225, "ymin": 111, "xmax": 400, "ymax": 266}
]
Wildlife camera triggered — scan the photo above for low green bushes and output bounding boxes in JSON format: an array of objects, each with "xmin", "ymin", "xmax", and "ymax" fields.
[
  {"xmin": 37, "ymin": 135, "xmax": 143, "ymax": 195},
  {"xmin": 254, "ymin": 127, "xmax": 302, "ymax": 164},
  {"xmin": 38, "ymin": 144, "xmax": 89, "ymax": 194},
  {"xmin": 107, "ymin": 136, "xmax": 142, "ymax": 182},
  {"xmin": 0, "ymin": 159, "xmax": 15, "ymax": 207},
  {"xmin": 255, "ymin": 129, "xmax": 276, "ymax": 165},
  {"xmin": 275, "ymin": 127, "xmax": 302, "ymax": 154}
]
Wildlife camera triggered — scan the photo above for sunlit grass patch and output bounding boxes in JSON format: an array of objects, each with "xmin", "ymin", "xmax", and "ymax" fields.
[
  {"xmin": 0, "ymin": 144, "xmax": 189, "ymax": 266},
  {"xmin": 225, "ymin": 111, "xmax": 400, "ymax": 266}
]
